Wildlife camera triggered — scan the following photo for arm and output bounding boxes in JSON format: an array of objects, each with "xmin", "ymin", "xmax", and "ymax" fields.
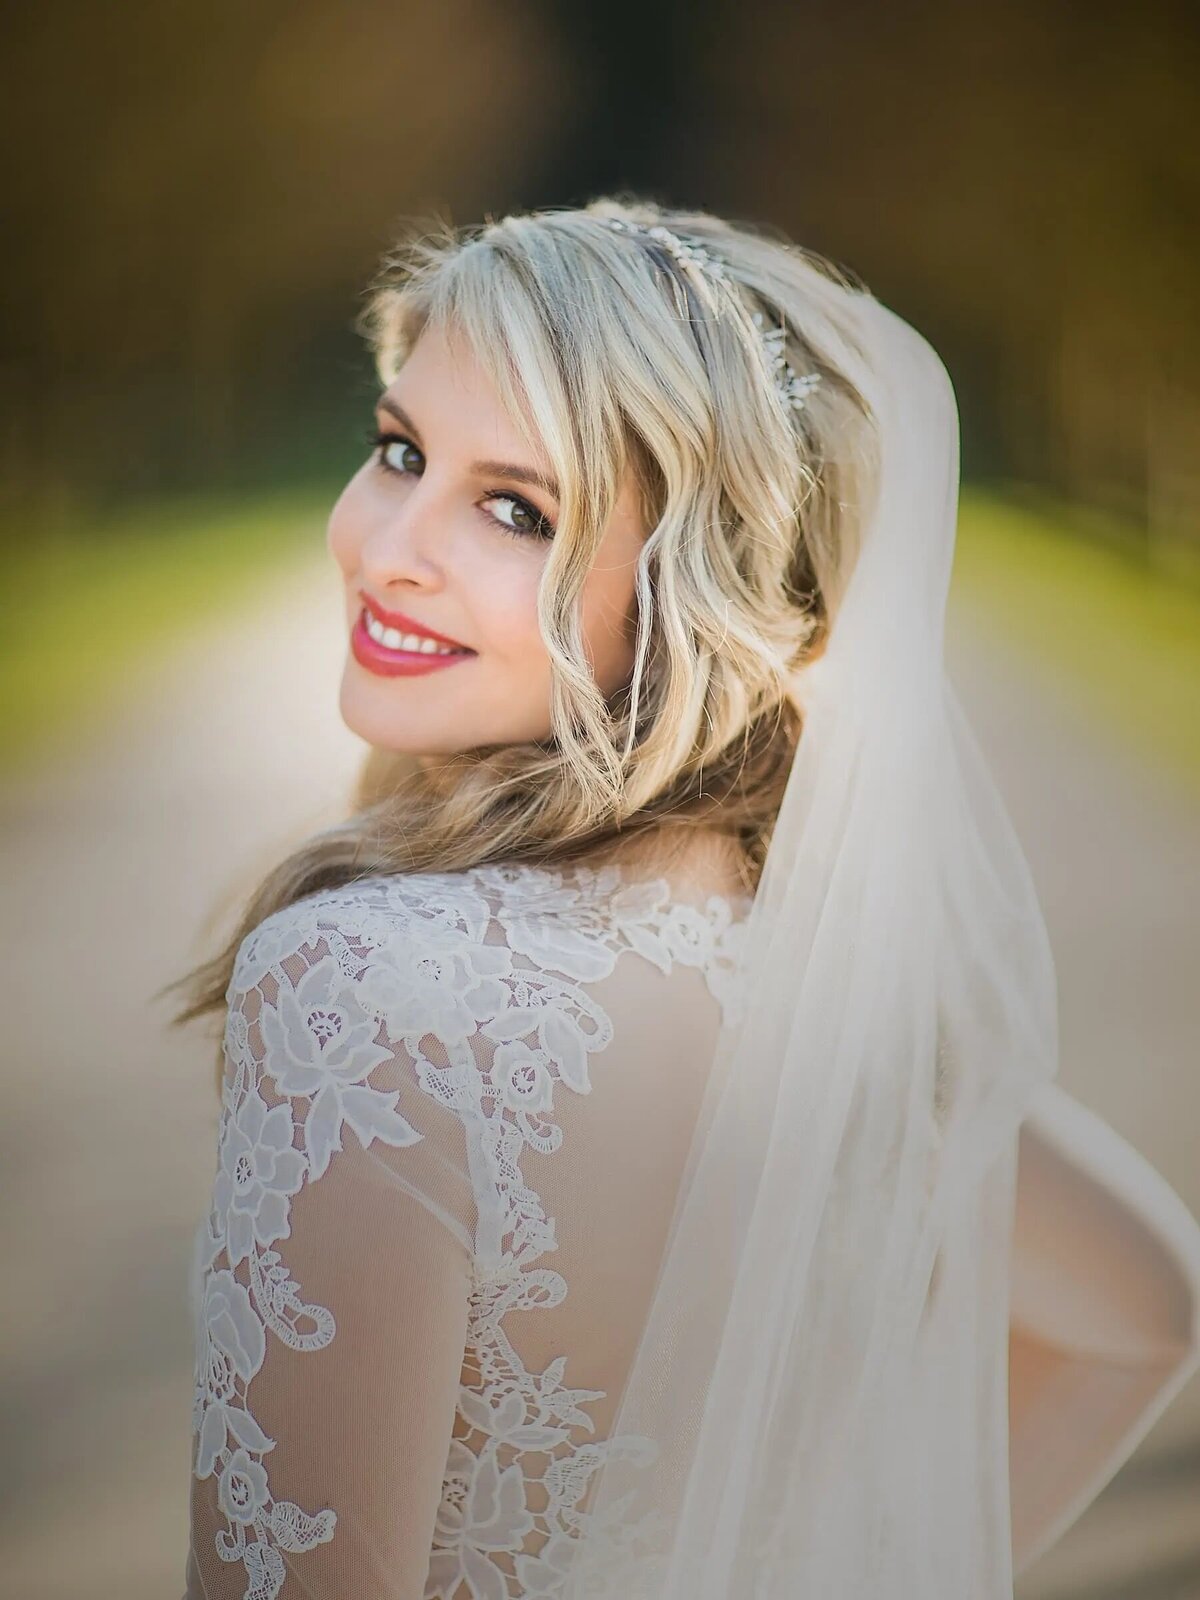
[
  {"xmin": 186, "ymin": 916, "xmax": 478, "ymax": 1600},
  {"xmin": 1008, "ymin": 1081, "xmax": 1200, "ymax": 1576}
]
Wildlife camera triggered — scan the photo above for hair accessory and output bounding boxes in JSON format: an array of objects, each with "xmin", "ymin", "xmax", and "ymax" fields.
[
  {"xmin": 604, "ymin": 216, "xmax": 821, "ymax": 414},
  {"xmin": 753, "ymin": 310, "xmax": 823, "ymax": 409}
]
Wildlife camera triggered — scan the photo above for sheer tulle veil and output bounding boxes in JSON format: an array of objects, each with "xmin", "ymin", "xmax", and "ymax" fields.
[{"xmin": 558, "ymin": 290, "xmax": 1059, "ymax": 1598}]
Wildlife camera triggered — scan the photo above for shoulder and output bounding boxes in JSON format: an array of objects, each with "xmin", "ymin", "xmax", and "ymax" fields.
[
  {"xmin": 226, "ymin": 870, "xmax": 494, "ymax": 1003},
  {"xmin": 213, "ymin": 861, "xmax": 752, "ymax": 1278}
]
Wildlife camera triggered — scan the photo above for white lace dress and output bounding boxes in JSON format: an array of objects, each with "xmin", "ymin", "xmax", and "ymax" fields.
[
  {"xmin": 184, "ymin": 856, "xmax": 1200, "ymax": 1598},
  {"xmin": 184, "ymin": 858, "xmax": 752, "ymax": 1600}
]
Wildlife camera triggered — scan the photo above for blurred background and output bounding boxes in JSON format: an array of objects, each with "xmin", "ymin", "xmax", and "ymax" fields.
[{"xmin": 1, "ymin": 2, "xmax": 1197, "ymax": 1595}]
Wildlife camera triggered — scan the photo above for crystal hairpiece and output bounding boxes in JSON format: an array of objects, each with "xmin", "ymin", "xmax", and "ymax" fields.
[{"xmin": 604, "ymin": 216, "xmax": 822, "ymax": 414}]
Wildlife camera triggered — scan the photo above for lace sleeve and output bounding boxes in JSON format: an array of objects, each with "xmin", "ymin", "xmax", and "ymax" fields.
[{"xmin": 185, "ymin": 899, "xmax": 479, "ymax": 1600}]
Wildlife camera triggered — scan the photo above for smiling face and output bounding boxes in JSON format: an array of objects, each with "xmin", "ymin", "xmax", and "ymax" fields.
[{"xmin": 327, "ymin": 319, "xmax": 649, "ymax": 759}]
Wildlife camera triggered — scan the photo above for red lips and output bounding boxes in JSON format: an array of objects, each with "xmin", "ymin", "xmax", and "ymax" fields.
[
  {"xmin": 350, "ymin": 614, "xmax": 473, "ymax": 676},
  {"xmin": 358, "ymin": 590, "xmax": 473, "ymax": 651}
]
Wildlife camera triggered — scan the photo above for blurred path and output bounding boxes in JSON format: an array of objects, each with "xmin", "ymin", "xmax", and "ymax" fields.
[
  {"xmin": 944, "ymin": 607, "xmax": 1200, "ymax": 1600},
  {"xmin": 0, "ymin": 554, "xmax": 363, "ymax": 1599},
  {"xmin": 1, "ymin": 557, "xmax": 1197, "ymax": 1599}
]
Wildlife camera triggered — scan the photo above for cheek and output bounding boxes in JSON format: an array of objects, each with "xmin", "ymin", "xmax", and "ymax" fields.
[
  {"xmin": 579, "ymin": 554, "xmax": 640, "ymax": 688},
  {"xmin": 326, "ymin": 479, "xmax": 365, "ymax": 574},
  {"xmin": 468, "ymin": 547, "xmax": 548, "ymax": 665}
]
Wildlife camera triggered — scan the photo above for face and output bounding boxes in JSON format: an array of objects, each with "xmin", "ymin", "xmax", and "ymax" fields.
[{"xmin": 327, "ymin": 320, "xmax": 648, "ymax": 760}]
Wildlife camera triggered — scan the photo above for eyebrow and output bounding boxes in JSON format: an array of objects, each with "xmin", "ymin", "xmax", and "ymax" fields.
[{"xmin": 377, "ymin": 394, "xmax": 561, "ymax": 501}]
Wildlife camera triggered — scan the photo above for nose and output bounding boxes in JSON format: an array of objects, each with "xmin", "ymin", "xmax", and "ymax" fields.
[
  {"xmin": 360, "ymin": 454, "xmax": 473, "ymax": 585},
  {"xmin": 361, "ymin": 518, "xmax": 451, "ymax": 595},
  {"xmin": 357, "ymin": 475, "xmax": 451, "ymax": 594}
]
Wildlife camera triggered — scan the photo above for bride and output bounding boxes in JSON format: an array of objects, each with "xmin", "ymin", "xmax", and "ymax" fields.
[{"xmin": 167, "ymin": 197, "xmax": 1200, "ymax": 1599}]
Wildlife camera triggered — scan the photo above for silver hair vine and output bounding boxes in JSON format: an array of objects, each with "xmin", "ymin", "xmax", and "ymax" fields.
[{"xmin": 604, "ymin": 215, "xmax": 822, "ymax": 414}]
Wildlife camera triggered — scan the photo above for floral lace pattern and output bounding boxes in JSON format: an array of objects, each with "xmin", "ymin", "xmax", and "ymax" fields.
[{"xmin": 189, "ymin": 861, "xmax": 751, "ymax": 1600}]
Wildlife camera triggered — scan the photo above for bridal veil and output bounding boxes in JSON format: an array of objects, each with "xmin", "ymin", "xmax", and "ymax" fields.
[{"xmin": 559, "ymin": 289, "xmax": 1060, "ymax": 1599}]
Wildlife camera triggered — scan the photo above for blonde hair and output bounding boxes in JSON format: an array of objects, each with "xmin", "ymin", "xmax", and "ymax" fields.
[{"xmin": 163, "ymin": 194, "xmax": 879, "ymax": 1044}]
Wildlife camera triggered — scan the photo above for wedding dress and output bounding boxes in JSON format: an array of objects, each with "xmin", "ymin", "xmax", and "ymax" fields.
[{"xmin": 184, "ymin": 850, "xmax": 1200, "ymax": 1600}]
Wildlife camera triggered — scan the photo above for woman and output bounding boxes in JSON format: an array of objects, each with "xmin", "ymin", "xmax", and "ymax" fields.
[{"xmin": 168, "ymin": 198, "xmax": 1200, "ymax": 1599}]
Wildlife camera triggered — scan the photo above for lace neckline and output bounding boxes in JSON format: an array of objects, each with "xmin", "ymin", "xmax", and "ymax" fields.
[{"xmin": 354, "ymin": 855, "xmax": 756, "ymax": 924}]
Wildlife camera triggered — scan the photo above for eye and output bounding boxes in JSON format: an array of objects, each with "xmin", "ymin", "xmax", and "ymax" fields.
[
  {"xmin": 483, "ymin": 494, "xmax": 555, "ymax": 542},
  {"xmin": 366, "ymin": 425, "xmax": 560, "ymax": 544},
  {"xmin": 366, "ymin": 428, "xmax": 423, "ymax": 477}
]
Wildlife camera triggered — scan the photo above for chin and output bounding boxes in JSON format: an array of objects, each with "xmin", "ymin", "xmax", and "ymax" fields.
[
  {"xmin": 338, "ymin": 668, "xmax": 553, "ymax": 753},
  {"xmin": 337, "ymin": 681, "xmax": 437, "ymax": 753}
]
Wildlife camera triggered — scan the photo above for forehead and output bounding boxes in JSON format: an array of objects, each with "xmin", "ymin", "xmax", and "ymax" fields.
[
  {"xmin": 388, "ymin": 320, "xmax": 503, "ymax": 411},
  {"xmin": 384, "ymin": 320, "xmax": 546, "ymax": 457}
]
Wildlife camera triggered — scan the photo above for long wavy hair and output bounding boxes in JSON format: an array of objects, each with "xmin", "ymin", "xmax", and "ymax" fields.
[{"xmin": 162, "ymin": 194, "xmax": 879, "ymax": 1048}]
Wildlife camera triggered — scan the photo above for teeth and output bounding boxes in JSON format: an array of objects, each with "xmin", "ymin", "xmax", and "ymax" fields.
[{"xmin": 364, "ymin": 612, "xmax": 464, "ymax": 655}]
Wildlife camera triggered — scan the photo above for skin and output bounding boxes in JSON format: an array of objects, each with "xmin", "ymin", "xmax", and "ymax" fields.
[{"xmin": 327, "ymin": 319, "xmax": 650, "ymax": 760}]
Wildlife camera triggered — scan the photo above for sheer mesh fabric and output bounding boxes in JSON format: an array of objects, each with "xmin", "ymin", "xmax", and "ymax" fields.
[{"xmin": 185, "ymin": 851, "xmax": 1200, "ymax": 1598}]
